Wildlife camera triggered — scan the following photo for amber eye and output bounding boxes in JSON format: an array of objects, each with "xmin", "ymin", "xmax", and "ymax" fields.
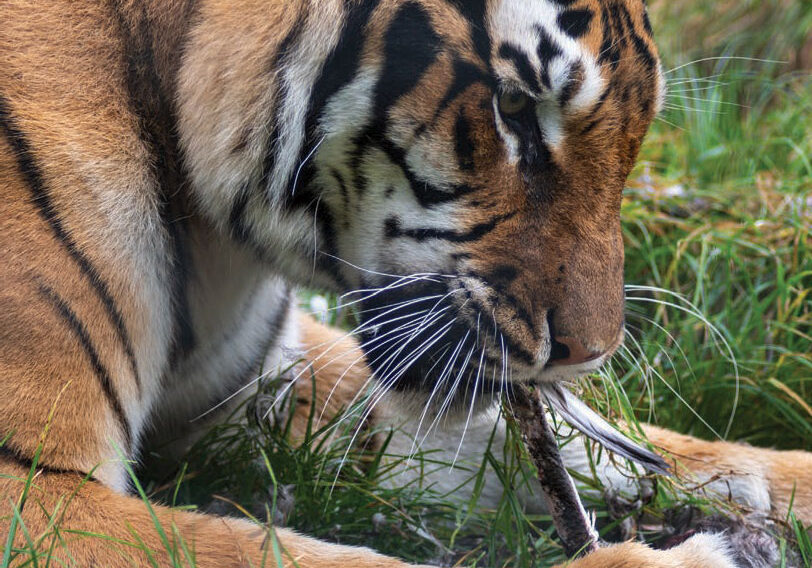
[{"xmin": 498, "ymin": 90, "xmax": 530, "ymax": 115}]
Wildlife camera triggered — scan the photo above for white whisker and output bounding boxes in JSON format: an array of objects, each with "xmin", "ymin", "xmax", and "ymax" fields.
[{"xmin": 665, "ymin": 56, "xmax": 785, "ymax": 75}]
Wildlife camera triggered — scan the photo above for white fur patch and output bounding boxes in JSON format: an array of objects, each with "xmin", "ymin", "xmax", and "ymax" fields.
[
  {"xmin": 492, "ymin": 96, "xmax": 522, "ymax": 164},
  {"xmin": 378, "ymin": 397, "xmax": 644, "ymax": 514},
  {"xmin": 701, "ymin": 472, "xmax": 772, "ymax": 514},
  {"xmin": 667, "ymin": 533, "xmax": 738, "ymax": 568},
  {"xmin": 655, "ymin": 63, "xmax": 667, "ymax": 113},
  {"xmin": 490, "ymin": 0, "xmax": 605, "ymax": 113},
  {"xmin": 536, "ymin": 99, "xmax": 564, "ymax": 150}
]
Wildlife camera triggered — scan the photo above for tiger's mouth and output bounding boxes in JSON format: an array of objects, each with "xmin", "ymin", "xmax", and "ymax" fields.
[
  {"xmin": 357, "ymin": 278, "xmax": 506, "ymax": 409},
  {"xmin": 356, "ymin": 276, "xmax": 622, "ymax": 413}
]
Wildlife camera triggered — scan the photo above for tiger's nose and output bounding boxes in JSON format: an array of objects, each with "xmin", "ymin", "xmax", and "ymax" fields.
[{"xmin": 546, "ymin": 336, "xmax": 603, "ymax": 367}]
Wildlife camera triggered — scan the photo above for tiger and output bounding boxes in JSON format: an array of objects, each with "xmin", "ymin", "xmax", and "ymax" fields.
[{"xmin": 1, "ymin": 0, "xmax": 809, "ymax": 567}]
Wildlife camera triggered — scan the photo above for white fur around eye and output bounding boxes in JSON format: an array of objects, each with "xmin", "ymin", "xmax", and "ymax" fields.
[
  {"xmin": 536, "ymin": 100, "xmax": 563, "ymax": 150},
  {"xmin": 492, "ymin": 96, "xmax": 521, "ymax": 164}
]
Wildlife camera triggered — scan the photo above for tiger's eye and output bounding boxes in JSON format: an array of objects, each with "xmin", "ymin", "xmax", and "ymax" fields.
[{"xmin": 498, "ymin": 91, "xmax": 530, "ymax": 115}]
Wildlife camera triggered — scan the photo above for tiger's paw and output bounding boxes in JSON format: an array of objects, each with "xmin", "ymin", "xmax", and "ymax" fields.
[
  {"xmin": 564, "ymin": 533, "xmax": 739, "ymax": 568},
  {"xmin": 663, "ymin": 533, "xmax": 742, "ymax": 567},
  {"xmin": 657, "ymin": 513, "xmax": 780, "ymax": 568}
]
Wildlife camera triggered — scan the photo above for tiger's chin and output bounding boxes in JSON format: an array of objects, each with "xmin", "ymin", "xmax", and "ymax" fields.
[
  {"xmin": 355, "ymin": 279, "xmax": 620, "ymax": 422},
  {"xmin": 364, "ymin": 348, "xmax": 502, "ymax": 418},
  {"xmin": 363, "ymin": 340, "xmax": 604, "ymax": 426}
]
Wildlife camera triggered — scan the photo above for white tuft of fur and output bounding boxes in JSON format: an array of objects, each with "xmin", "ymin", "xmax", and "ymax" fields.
[{"xmin": 667, "ymin": 533, "xmax": 739, "ymax": 568}]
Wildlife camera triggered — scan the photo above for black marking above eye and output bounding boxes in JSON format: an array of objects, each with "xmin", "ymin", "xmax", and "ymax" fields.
[
  {"xmin": 498, "ymin": 43, "xmax": 542, "ymax": 93},
  {"xmin": 374, "ymin": 1, "xmax": 442, "ymax": 115},
  {"xmin": 558, "ymin": 8, "xmax": 594, "ymax": 39},
  {"xmin": 454, "ymin": 110, "xmax": 475, "ymax": 171},
  {"xmin": 535, "ymin": 27, "xmax": 563, "ymax": 89},
  {"xmin": 448, "ymin": 0, "xmax": 492, "ymax": 69}
]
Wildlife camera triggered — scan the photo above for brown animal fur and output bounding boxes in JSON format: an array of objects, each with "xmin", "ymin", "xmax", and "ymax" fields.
[{"xmin": 0, "ymin": 0, "xmax": 808, "ymax": 566}]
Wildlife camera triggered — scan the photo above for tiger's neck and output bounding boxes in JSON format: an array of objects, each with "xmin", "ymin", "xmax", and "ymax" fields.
[
  {"xmin": 173, "ymin": 0, "xmax": 357, "ymax": 291},
  {"xmin": 114, "ymin": 0, "xmax": 199, "ymax": 100}
]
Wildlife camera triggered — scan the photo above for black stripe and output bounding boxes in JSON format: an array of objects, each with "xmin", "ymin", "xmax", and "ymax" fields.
[
  {"xmin": 579, "ymin": 117, "xmax": 603, "ymax": 136},
  {"xmin": 282, "ymin": 1, "xmax": 380, "ymax": 221},
  {"xmin": 577, "ymin": 82, "xmax": 612, "ymax": 136},
  {"xmin": 304, "ymin": 0, "xmax": 379, "ymax": 139},
  {"xmin": 460, "ymin": 270, "xmax": 538, "ymax": 336},
  {"xmin": 535, "ymin": 26, "xmax": 564, "ymax": 90},
  {"xmin": 498, "ymin": 43, "xmax": 542, "ymax": 93},
  {"xmin": 344, "ymin": 3, "xmax": 448, "ymax": 209},
  {"xmin": 431, "ymin": 58, "xmax": 490, "ymax": 123},
  {"xmin": 384, "ymin": 212, "xmax": 516, "ymax": 243},
  {"xmin": 374, "ymin": 2, "xmax": 442, "ymax": 116},
  {"xmin": 0, "ymin": 446, "xmax": 88, "ymax": 477},
  {"xmin": 112, "ymin": 3, "xmax": 196, "ymax": 363},
  {"xmin": 161, "ymin": 201, "xmax": 196, "ymax": 364},
  {"xmin": 607, "ymin": 4, "xmax": 630, "ymax": 61},
  {"xmin": 356, "ymin": 132, "xmax": 475, "ymax": 207},
  {"xmin": 617, "ymin": 4, "xmax": 657, "ymax": 71},
  {"xmin": 454, "ymin": 285, "xmax": 537, "ymax": 366},
  {"xmin": 558, "ymin": 61, "xmax": 584, "ymax": 107},
  {"xmin": 642, "ymin": 9, "xmax": 653, "ymax": 36},
  {"xmin": 454, "ymin": 110, "xmax": 476, "ymax": 171},
  {"xmin": 557, "ymin": 8, "xmax": 594, "ymax": 39},
  {"xmin": 448, "ymin": 0, "xmax": 492, "ymax": 69},
  {"xmin": 490, "ymin": 285, "xmax": 538, "ymax": 337},
  {"xmin": 598, "ymin": 8, "xmax": 622, "ymax": 69},
  {"xmin": 37, "ymin": 282, "xmax": 132, "ymax": 448},
  {"xmin": 0, "ymin": 94, "xmax": 141, "ymax": 394}
]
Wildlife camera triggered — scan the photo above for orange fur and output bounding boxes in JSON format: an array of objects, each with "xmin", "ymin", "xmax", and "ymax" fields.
[
  {"xmin": 645, "ymin": 424, "xmax": 812, "ymax": 523},
  {"xmin": 287, "ymin": 313, "xmax": 375, "ymax": 442},
  {"xmin": 0, "ymin": 455, "xmax": 416, "ymax": 568},
  {"xmin": 0, "ymin": 1, "xmax": 807, "ymax": 566}
]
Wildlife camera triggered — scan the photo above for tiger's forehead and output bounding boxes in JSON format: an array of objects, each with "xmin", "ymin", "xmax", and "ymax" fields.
[{"xmin": 488, "ymin": 0, "xmax": 607, "ymax": 112}]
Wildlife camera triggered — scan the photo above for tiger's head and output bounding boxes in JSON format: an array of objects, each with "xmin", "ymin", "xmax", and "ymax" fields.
[{"xmin": 180, "ymin": 0, "xmax": 663, "ymax": 409}]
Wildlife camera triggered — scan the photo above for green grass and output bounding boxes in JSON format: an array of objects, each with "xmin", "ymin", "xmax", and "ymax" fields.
[
  {"xmin": 615, "ymin": 6, "xmax": 811, "ymax": 448},
  {"xmin": 3, "ymin": 2, "xmax": 811, "ymax": 566}
]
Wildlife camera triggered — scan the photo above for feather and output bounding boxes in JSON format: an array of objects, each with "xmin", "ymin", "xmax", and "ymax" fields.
[{"xmin": 538, "ymin": 383, "xmax": 672, "ymax": 476}]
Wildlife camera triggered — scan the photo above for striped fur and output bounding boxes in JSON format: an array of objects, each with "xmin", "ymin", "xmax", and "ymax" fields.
[{"xmin": 0, "ymin": 1, "xmax": 806, "ymax": 566}]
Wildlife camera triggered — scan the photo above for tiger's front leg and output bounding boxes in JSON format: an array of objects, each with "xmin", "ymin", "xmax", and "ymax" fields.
[
  {"xmin": 556, "ymin": 534, "xmax": 738, "ymax": 568},
  {"xmin": 279, "ymin": 312, "xmax": 377, "ymax": 444},
  {"xmin": 0, "ymin": 297, "xmax": 423, "ymax": 568},
  {"xmin": 644, "ymin": 424, "xmax": 812, "ymax": 524},
  {"xmin": 0, "ymin": 454, "xmax": 423, "ymax": 568}
]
